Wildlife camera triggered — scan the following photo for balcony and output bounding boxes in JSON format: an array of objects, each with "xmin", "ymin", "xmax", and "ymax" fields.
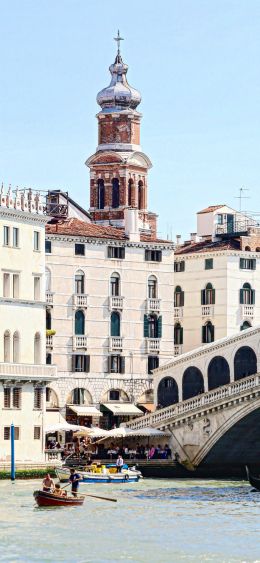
[
  {"xmin": 46, "ymin": 335, "xmax": 53, "ymax": 348},
  {"xmin": 240, "ymin": 305, "xmax": 254, "ymax": 319},
  {"xmin": 0, "ymin": 362, "xmax": 56, "ymax": 381},
  {"xmin": 202, "ymin": 305, "xmax": 214, "ymax": 317},
  {"xmin": 73, "ymin": 294, "xmax": 88, "ymax": 307},
  {"xmin": 109, "ymin": 296, "xmax": 124, "ymax": 310},
  {"xmin": 146, "ymin": 298, "xmax": 161, "ymax": 313},
  {"xmin": 146, "ymin": 338, "xmax": 160, "ymax": 354},
  {"xmin": 174, "ymin": 307, "xmax": 183, "ymax": 319},
  {"xmin": 109, "ymin": 337, "xmax": 123, "ymax": 352},
  {"xmin": 46, "ymin": 291, "xmax": 54, "ymax": 305},
  {"xmin": 73, "ymin": 335, "xmax": 88, "ymax": 350},
  {"xmin": 174, "ymin": 344, "xmax": 183, "ymax": 356}
]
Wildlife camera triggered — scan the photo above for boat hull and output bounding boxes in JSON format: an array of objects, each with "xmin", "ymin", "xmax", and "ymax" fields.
[
  {"xmin": 33, "ymin": 490, "xmax": 84, "ymax": 507},
  {"xmin": 246, "ymin": 466, "xmax": 260, "ymax": 491},
  {"xmin": 56, "ymin": 467, "xmax": 140, "ymax": 484}
]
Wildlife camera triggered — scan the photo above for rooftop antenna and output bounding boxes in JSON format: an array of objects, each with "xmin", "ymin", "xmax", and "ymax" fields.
[{"xmin": 235, "ymin": 186, "xmax": 250, "ymax": 214}]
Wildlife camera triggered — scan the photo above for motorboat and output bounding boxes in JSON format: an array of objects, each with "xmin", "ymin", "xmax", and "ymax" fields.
[
  {"xmin": 33, "ymin": 490, "xmax": 85, "ymax": 507},
  {"xmin": 56, "ymin": 463, "xmax": 142, "ymax": 484}
]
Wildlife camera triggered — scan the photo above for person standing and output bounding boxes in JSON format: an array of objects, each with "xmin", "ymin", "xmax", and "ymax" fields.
[
  {"xmin": 116, "ymin": 455, "xmax": 124, "ymax": 473},
  {"xmin": 69, "ymin": 468, "xmax": 81, "ymax": 496}
]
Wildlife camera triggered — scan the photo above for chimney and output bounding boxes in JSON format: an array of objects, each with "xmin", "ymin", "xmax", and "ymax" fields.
[
  {"xmin": 124, "ymin": 208, "xmax": 140, "ymax": 242},
  {"xmin": 190, "ymin": 232, "xmax": 197, "ymax": 243},
  {"xmin": 176, "ymin": 234, "xmax": 181, "ymax": 246}
]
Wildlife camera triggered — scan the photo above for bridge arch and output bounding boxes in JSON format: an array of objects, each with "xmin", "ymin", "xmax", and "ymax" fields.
[
  {"xmin": 157, "ymin": 376, "xmax": 179, "ymax": 408},
  {"xmin": 208, "ymin": 356, "xmax": 230, "ymax": 390},
  {"xmin": 182, "ymin": 367, "xmax": 204, "ymax": 401},
  {"xmin": 234, "ymin": 346, "xmax": 257, "ymax": 380}
]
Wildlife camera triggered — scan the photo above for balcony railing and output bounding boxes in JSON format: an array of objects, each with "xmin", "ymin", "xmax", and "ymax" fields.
[
  {"xmin": 146, "ymin": 298, "xmax": 161, "ymax": 312},
  {"xmin": 174, "ymin": 344, "xmax": 183, "ymax": 356},
  {"xmin": 202, "ymin": 305, "xmax": 214, "ymax": 317},
  {"xmin": 73, "ymin": 294, "xmax": 88, "ymax": 307},
  {"xmin": 46, "ymin": 291, "xmax": 54, "ymax": 305},
  {"xmin": 240, "ymin": 305, "xmax": 254, "ymax": 319},
  {"xmin": 46, "ymin": 335, "xmax": 53, "ymax": 348},
  {"xmin": 109, "ymin": 337, "xmax": 123, "ymax": 351},
  {"xmin": 109, "ymin": 296, "xmax": 124, "ymax": 310},
  {"xmin": 0, "ymin": 362, "xmax": 56, "ymax": 379},
  {"xmin": 73, "ymin": 335, "xmax": 88, "ymax": 349},
  {"xmin": 174, "ymin": 307, "xmax": 183, "ymax": 319},
  {"xmin": 146, "ymin": 338, "xmax": 160, "ymax": 353}
]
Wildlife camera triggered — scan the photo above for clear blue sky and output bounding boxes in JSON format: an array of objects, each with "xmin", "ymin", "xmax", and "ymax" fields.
[{"xmin": 1, "ymin": 0, "xmax": 260, "ymax": 239}]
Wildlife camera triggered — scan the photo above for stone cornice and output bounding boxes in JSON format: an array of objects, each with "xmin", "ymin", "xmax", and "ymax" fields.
[
  {"xmin": 174, "ymin": 250, "xmax": 260, "ymax": 260},
  {"xmin": 45, "ymin": 233, "xmax": 174, "ymax": 250},
  {"xmin": 0, "ymin": 206, "xmax": 49, "ymax": 225}
]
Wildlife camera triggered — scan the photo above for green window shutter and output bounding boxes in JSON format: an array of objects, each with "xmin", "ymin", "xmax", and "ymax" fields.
[
  {"xmin": 121, "ymin": 247, "xmax": 125, "ymax": 259},
  {"xmin": 145, "ymin": 250, "xmax": 149, "ymax": 261},
  {"xmin": 202, "ymin": 325, "xmax": 206, "ymax": 343},
  {"xmin": 107, "ymin": 247, "xmax": 112, "ymax": 258},
  {"xmin": 180, "ymin": 261, "xmax": 185, "ymax": 272},
  {"xmin": 251, "ymin": 290, "xmax": 255, "ymax": 305},
  {"xmin": 120, "ymin": 356, "xmax": 125, "ymax": 374},
  {"xmin": 158, "ymin": 251, "xmax": 162, "ymax": 262},
  {"xmin": 239, "ymin": 288, "xmax": 244, "ymax": 304},
  {"xmin": 144, "ymin": 314, "xmax": 149, "ymax": 337},
  {"xmin": 72, "ymin": 355, "xmax": 76, "ymax": 371},
  {"xmin": 252, "ymin": 260, "xmax": 256, "ymax": 270},
  {"xmin": 180, "ymin": 291, "xmax": 184, "ymax": 306},
  {"xmin": 212, "ymin": 289, "xmax": 216, "ymax": 305},
  {"xmin": 201, "ymin": 289, "xmax": 205, "ymax": 305},
  {"xmin": 84, "ymin": 355, "xmax": 90, "ymax": 373},
  {"xmin": 107, "ymin": 356, "xmax": 112, "ymax": 373},
  {"xmin": 157, "ymin": 315, "xmax": 162, "ymax": 338},
  {"xmin": 211, "ymin": 325, "xmax": 215, "ymax": 341}
]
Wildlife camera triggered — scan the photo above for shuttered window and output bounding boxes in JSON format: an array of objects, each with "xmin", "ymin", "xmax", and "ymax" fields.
[
  {"xmin": 34, "ymin": 388, "xmax": 43, "ymax": 410},
  {"xmin": 174, "ymin": 261, "xmax": 185, "ymax": 272},
  {"xmin": 148, "ymin": 356, "xmax": 159, "ymax": 374},
  {"xmin": 240, "ymin": 258, "xmax": 256, "ymax": 270},
  {"xmin": 72, "ymin": 355, "xmax": 90, "ymax": 372},
  {"xmin": 4, "ymin": 388, "xmax": 11, "ymax": 408},
  {"xmin": 13, "ymin": 388, "xmax": 21, "ymax": 409},
  {"xmin": 34, "ymin": 426, "xmax": 41, "ymax": 440},
  {"xmin": 108, "ymin": 355, "xmax": 125, "ymax": 374},
  {"xmin": 107, "ymin": 246, "xmax": 125, "ymax": 259},
  {"xmin": 4, "ymin": 427, "xmax": 20, "ymax": 440},
  {"xmin": 145, "ymin": 249, "xmax": 162, "ymax": 262}
]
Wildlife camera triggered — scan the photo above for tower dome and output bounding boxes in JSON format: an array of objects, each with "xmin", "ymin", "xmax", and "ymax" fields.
[{"xmin": 97, "ymin": 32, "xmax": 141, "ymax": 112}]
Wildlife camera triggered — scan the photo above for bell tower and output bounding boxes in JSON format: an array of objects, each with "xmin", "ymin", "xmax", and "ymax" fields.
[{"xmin": 86, "ymin": 32, "xmax": 157, "ymax": 236}]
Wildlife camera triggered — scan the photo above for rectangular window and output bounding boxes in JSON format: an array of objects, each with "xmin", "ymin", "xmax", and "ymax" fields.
[
  {"xmin": 13, "ymin": 387, "xmax": 21, "ymax": 409},
  {"xmin": 13, "ymin": 274, "xmax": 19, "ymax": 298},
  {"xmin": 108, "ymin": 355, "xmax": 125, "ymax": 374},
  {"xmin": 46, "ymin": 353, "xmax": 52, "ymax": 365},
  {"xmin": 34, "ymin": 276, "xmax": 41, "ymax": 300},
  {"xmin": 4, "ymin": 388, "xmax": 11, "ymax": 408},
  {"xmin": 4, "ymin": 427, "xmax": 20, "ymax": 440},
  {"xmin": 34, "ymin": 231, "xmax": 40, "ymax": 251},
  {"xmin": 3, "ymin": 273, "xmax": 10, "ymax": 297},
  {"xmin": 145, "ymin": 249, "xmax": 162, "ymax": 262},
  {"xmin": 75, "ymin": 243, "xmax": 85, "ymax": 256},
  {"xmin": 217, "ymin": 214, "xmax": 223, "ymax": 225},
  {"xmin": 148, "ymin": 356, "xmax": 159, "ymax": 374},
  {"xmin": 13, "ymin": 228, "xmax": 19, "ymax": 247},
  {"xmin": 174, "ymin": 261, "xmax": 185, "ymax": 272},
  {"xmin": 239, "ymin": 258, "xmax": 256, "ymax": 270},
  {"xmin": 34, "ymin": 426, "xmax": 41, "ymax": 440},
  {"xmin": 34, "ymin": 388, "xmax": 42, "ymax": 410},
  {"xmin": 205, "ymin": 258, "xmax": 213, "ymax": 270},
  {"xmin": 109, "ymin": 390, "xmax": 120, "ymax": 401},
  {"xmin": 3, "ymin": 226, "xmax": 10, "ymax": 246},
  {"xmin": 72, "ymin": 355, "xmax": 90, "ymax": 373},
  {"xmin": 107, "ymin": 246, "xmax": 125, "ymax": 259},
  {"xmin": 45, "ymin": 240, "xmax": 52, "ymax": 253}
]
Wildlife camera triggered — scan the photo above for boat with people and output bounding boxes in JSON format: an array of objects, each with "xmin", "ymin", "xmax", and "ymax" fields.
[
  {"xmin": 245, "ymin": 466, "xmax": 260, "ymax": 491},
  {"xmin": 56, "ymin": 462, "xmax": 142, "ymax": 484},
  {"xmin": 33, "ymin": 489, "xmax": 85, "ymax": 507}
]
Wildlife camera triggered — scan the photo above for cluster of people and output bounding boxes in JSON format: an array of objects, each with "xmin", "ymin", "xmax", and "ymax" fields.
[
  {"xmin": 46, "ymin": 438, "xmax": 172, "ymax": 461},
  {"xmin": 42, "ymin": 469, "xmax": 82, "ymax": 498}
]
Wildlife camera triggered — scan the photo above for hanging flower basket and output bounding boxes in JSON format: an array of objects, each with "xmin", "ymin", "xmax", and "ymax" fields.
[{"xmin": 46, "ymin": 329, "xmax": 56, "ymax": 337}]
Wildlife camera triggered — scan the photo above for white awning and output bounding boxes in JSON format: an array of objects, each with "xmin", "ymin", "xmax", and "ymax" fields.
[
  {"xmin": 102, "ymin": 403, "xmax": 143, "ymax": 416},
  {"xmin": 68, "ymin": 405, "xmax": 102, "ymax": 417}
]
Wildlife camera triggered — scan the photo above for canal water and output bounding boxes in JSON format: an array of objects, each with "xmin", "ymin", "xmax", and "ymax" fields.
[{"xmin": 0, "ymin": 479, "xmax": 259, "ymax": 562}]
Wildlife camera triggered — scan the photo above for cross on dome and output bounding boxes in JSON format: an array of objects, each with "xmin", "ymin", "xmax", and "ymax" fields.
[{"xmin": 114, "ymin": 30, "xmax": 124, "ymax": 56}]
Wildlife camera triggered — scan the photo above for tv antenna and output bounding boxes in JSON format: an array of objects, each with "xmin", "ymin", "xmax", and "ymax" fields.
[{"xmin": 235, "ymin": 186, "xmax": 250, "ymax": 214}]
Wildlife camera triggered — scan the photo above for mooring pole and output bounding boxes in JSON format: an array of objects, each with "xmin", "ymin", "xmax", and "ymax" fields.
[{"xmin": 11, "ymin": 423, "xmax": 15, "ymax": 482}]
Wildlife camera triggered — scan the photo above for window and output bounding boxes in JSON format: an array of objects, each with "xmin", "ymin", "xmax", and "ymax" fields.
[
  {"xmin": 174, "ymin": 261, "xmax": 185, "ymax": 272},
  {"xmin": 13, "ymin": 228, "xmax": 19, "ymax": 247},
  {"xmin": 97, "ymin": 179, "xmax": 105, "ymax": 209},
  {"xmin": 145, "ymin": 249, "xmax": 162, "ymax": 262},
  {"xmin": 34, "ymin": 426, "xmax": 41, "ymax": 440},
  {"xmin": 3, "ymin": 387, "xmax": 21, "ymax": 408},
  {"xmin": 34, "ymin": 276, "xmax": 41, "ymax": 300},
  {"xmin": 75, "ymin": 243, "xmax": 85, "ymax": 256},
  {"xmin": 201, "ymin": 283, "xmax": 215, "ymax": 305},
  {"xmin": 112, "ymin": 178, "xmax": 120, "ymax": 208},
  {"xmin": 34, "ymin": 388, "xmax": 42, "ymax": 409},
  {"xmin": 240, "ymin": 258, "xmax": 256, "ymax": 270},
  {"xmin": 71, "ymin": 388, "xmax": 88, "ymax": 405},
  {"xmin": 205, "ymin": 258, "xmax": 213, "ymax": 270},
  {"xmin": 128, "ymin": 179, "xmax": 134, "ymax": 206},
  {"xmin": 148, "ymin": 356, "xmax": 159, "ymax": 374},
  {"xmin": 45, "ymin": 240, "xmax": 52, "ymax": 253},
  {"xmin": 148, "ymin": 276, "xmax": 157, "ymax": 299},
  {"xmin": 109, "ymin": 390, "xmax": 120, "ymax": 401},
  {"xmin": 4, "ymin": 331, "xmax": 11, "ymax": 362},
  {"xmin": 75, "ymin": 310, "xmax": 85, "ymax": 335},
  {"xmin": 72, "ymin": 355, "xmax": 90, "ymax": 372},
  {"xmin": 174, "ymin": 286, "xmax": 184, "ymax": 307},
  {"xmin": 110, "ymin": 273, "xmax": 120, "ymax": 296},
  {"xmin": 240, "ymin": 321, "xmax": 251, "ymax": 331},
  {"xmin": 4, "ymin": 388, "xmax": 11, "ymax": 408},
  {"xmin": 34, "ymin": 231, "xmax": 40, "ymax": 251},
  {"xmin": 46, "ymin": 353, "xmax": 52, "ymax": 364},
  {"xmin": 34, "ymin": 333, "xmax": 41, "ymax": 364},
  {"xmin": 3, "ymin": 273, "xmax": 10, "ymax": 297},
  {"xmin": 138, "ymin": 180, "xmax": 144, "ymax": 210},
  {"xmin": 217, "ymin": 214, "xmax": 223, "ymax": 225},
  {"xmin": 13, "ymin": 387, "xmax": 21, "ymax": 409},
  {"xmin": 174, "ymin": 323, "xmax": 183, "ymax": 345},
  {"xmin": 202, "ymin": 321, "xmax": 215, "ymax": 343},
  {"xmin": 107, "ymin": 246, "xmax": 125, "ymax": 259},
  {"xmin": 13, "ymin": 274, "xmax": 19, "ymax": 298},
  {"xmin": 46, "ymin": 310, "xmax": 51, "ymax": 330},
  {"xmin": 13, "ymin": 332, "xmax": 20, "ymax": 363},
  {"xmin": 4, "ymin": 427, "xmax": 20, "ymax": 440},
  {"xmin": 108, "ymin": 355, "xmax": 125, "ymax": 374},
  {"xmin": 240, "ymin": 283, "xmax": 255, "ymax": 305},
  {"xmin": 75, "ymin": 271, "xmax": 85, "ymax": 294},
  {"xmin": 111, "ymin": 312, "xmax": 120, "ymax": 337},
  {"xmin": 144, "ymin": 314, "xmax": 162, "ymax": 338},
  {"xmin": 3, "ymin": 226, "xmax": 10, "ymax": 246}
]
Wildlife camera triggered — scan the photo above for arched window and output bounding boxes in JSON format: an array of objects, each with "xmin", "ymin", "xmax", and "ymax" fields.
[
  {"xmin": 245, "ymin": 246, "xmax": 251, "ymax": 251},
  {"xmin": 34, "ymin": 332, "xmax": 41, "ymax": 364},
  {"xmin": 182, "ymin": 367, "xmax": 204, "ymax": 400},
  {"xmin": 157, "ymin": 377, "xmax": 179, "ymax": 407},
  {"xmin": 201, "ymin": 283, "xmax": 215, "ymax": 305},
  {"xmin": 4, "ymin": 330, "xmax": 11, "ymax": 362},
  {"xmin": 128, "ymin": 179, "xmax": 134, "ymax": 206},
  {"xmin": 202, "ymin": 321, "xmax": 214, "ymax": 343},
  {"xmin": 174, "ymin": 286, "xmax": 184, "ymax": 307},
  {"xmin": 138, "ymin": 180, "xmax": 144, "ymax": 210},
  {"xmin": 97, "ymin": 179, "xmax": 105, "ymax": 209},
  {"xmin": 110, "ymin": 273, "xmax": 120, "ymax": 297},
  {"xmin": 148, "ymin": 275, "xmax": 157, "ymax": 299},
  {"xmin": 111, "ymin": 312, "xmax": 120, "ymax": 337},
  {"xmin": 46, "ymin": 387, "xmax": 58, "ymax": 408},
  {"xmin": 208, "ymin": 356, "xmax": 230, "ymax": 390},
  {"xmin": 70, "ymin": 388, "xmax": 89, "ymax": 405},
  {"xmin": 144, "ymin": 315, "xmax": 162, "ymax": 338},
  {"xmin": 174, "ymin": 322, "xmax": 183, "ymax": 345},
  {"xmin": 112, "ymin": 178, "xmax": 119, "ymax": 208},
  {"xmin": 240, "ymin": 321, "xmax": 251, "ymax": 331},
  {"xmin": 240, "ymin": 283, "xmax": 255, "ymax": 305},
  {"xmin": 75, "ymin": 270, "xmax": 85, "ymax": 294},
  {"xmin": 13, "ymin": 331, "xmax": 20, "ymax": 363},
  {"xmin": 45, "ymin": 268, "xmax": 51, "ymax": 292},
  {"xmin": 234, "ymin": 346, "xmax": 257, "ymax": 380},
  {"xmin": 46, "ymin": 310, "xmax": 51, "ymax": 330},
  {"xmin": 75, "ymin": 310, "xmax": 85, "ymax": 335}
]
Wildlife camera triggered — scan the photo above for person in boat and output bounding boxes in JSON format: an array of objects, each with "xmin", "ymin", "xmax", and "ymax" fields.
[
  {"xmin": 116, "ymin": 455, "xmax": 124, "ymax": 473},
  {"xmin": 69, "ymin": 468, "xmax": 82, "ymax": 497},
  {"xmin": 53, "ymin": 483, "xmax": 67, "ymax": 497},
  {"xmin": 42, "ymin": 473, "xmax": 55, "ymax": 492}
]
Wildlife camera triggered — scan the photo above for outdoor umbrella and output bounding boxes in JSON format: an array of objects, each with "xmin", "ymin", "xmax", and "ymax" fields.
[
  {"xmin": 127, "ymin": 427, "xmax": 170, "ymax": 437},
  {"xmin": 44, "ymin": 420, "xmax": 87, "ymax": 433},
  {"xmin": 74, "ymin": 427, "xmax": 110, "ymax": 438}
]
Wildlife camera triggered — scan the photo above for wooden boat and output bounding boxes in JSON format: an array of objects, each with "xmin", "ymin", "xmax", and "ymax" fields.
[
  {"xmin": 33, "ymin": 490, "xmax": 85, "ymax": 507},
  {"xmin": 56, "ymin": 463, "xmax": 142, "ymax": 484},
  {"xmin": 245, "ymin": 466, "xmax": 260, "ymax": 491}
]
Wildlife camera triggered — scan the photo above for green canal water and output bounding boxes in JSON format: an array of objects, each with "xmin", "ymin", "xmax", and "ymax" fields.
[{"xmin": 0, "ymin": 479, "xmax": 259, "ymax": 562}]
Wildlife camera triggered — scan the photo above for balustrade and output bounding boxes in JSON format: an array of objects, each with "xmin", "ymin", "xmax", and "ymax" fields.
[
  {"xmin": 46, "ymin": 335, "xmax": 53, "ymax": 348},
  {"xmin": 240, "ymin": 305, "xmax": 254, "ymax": 318},
  {"xmin": 201, "ymin": 305, "xmax": 214, "ymax": 317},
  {"xmin": 174, "ymin": 344, "xmax": 182, "ymax": 356},
  {"xmin": 73, "ymin": 335, "xmax": 88, "ymax": 349},
  {"xmin": 46, "ymin": 291, "xmax": 54, "ymax": 305},
  {"xmin": 146, "ymin": 298, "xmax": 161, "ymax": 312},
  {"xmin": 174, "ymin": 307, "xmax": 183, "ymax": 319},
  {"xmin": 109, "ymin": 296, "xmax": 124, "ymax": 310},
  {"xmin": 146, "ymin": 338, "xmax": 160, "ymax": 353},
  {"xmin": 73, "ymin": 294, "xmax": 88, "ymax": 307},
  {"xmin": 109, "ymin": 336, "xmax": 123, "ymax": 351}
]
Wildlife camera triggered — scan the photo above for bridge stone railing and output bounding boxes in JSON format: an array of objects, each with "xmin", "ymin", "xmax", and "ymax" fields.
[{"xmin": 128, "ymin": 373, "xmax": 260, "ymax": 430}]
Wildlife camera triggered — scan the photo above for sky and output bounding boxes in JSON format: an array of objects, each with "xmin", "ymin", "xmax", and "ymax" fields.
[{"xmin": 0, "ymin": 0, "xmax": 260, "ymax": 240}]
